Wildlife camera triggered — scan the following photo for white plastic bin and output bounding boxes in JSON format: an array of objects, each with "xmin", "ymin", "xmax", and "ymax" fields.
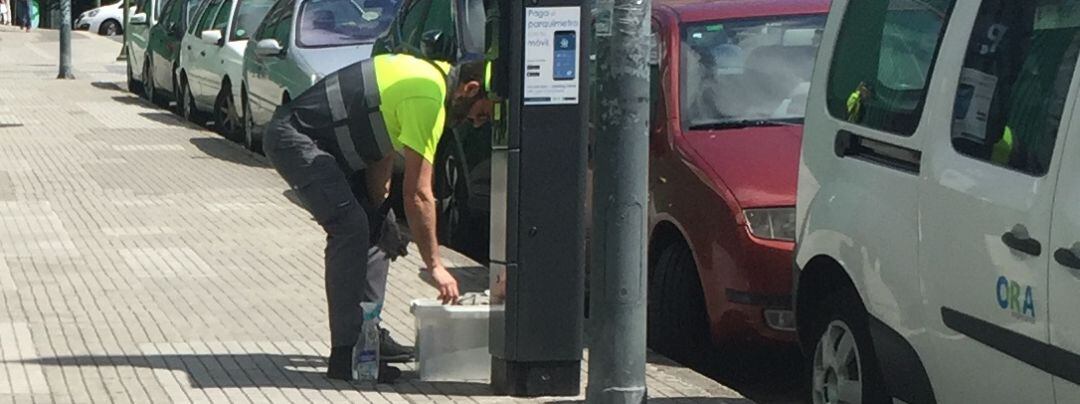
[{"xmin": 410, "ymin": 299, "xmax": 491, "ymax": 382}]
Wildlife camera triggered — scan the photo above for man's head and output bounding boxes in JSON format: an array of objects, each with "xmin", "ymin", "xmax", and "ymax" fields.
[{"xmin": 447, "ymin": 60, "xmax": 495, "ymax": 128}]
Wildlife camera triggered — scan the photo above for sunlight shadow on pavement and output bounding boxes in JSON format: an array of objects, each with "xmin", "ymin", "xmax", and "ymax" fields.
[
  {"xmin": 190, "ymin": 137, "xmax": 269, "ymax": 168},
  {"xmin": 111, "ymin": 95, "xmax": 153, "ymax": 107},
  {"xmin": 282, "ymin": 189, "xmax": 305, "ymax": 209},
  {"xmin": 16, "ymin": 354, "xmax": 497, "ymax": 396},
  {"xmin": 90, "ymin": 81, "xmax": 124, "ymax": 92},
  {"xmin": 140, "ymin": 112, "xmax": 192, "ymax": 128},
  {"xmin": 548, "ymin": 399, "xmax": 751, "ymax": 404}
]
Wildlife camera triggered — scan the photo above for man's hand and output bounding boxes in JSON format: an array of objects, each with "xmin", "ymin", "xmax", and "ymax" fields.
[
  {"xmin": 401, "ymin": 148, "xmax": 457, "ymax": 303},
  {"xmin": 431, "ymin": 265, "xmax": 460, "ymax": 304}
]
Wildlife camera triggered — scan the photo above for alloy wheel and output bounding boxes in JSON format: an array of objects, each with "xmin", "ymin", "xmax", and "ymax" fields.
[
  {"xmin": 812, "ymin": 320, "xmax": 863, "ymax": 404},
  {"xmin": 180, "ymin": 79, "xmax": 190, "ymax": 119},
  {"xmin": 437, "ymin": 152, "xmax": 463, "ymax": 239},
  {"xmin": 101, "ymin": 21, "xmax": 119, "ymax": 36},
  {"xmin": 173, "ymin": 73, "xmax": 182, "ymax": 113},
  {"xmin": 216, "ymin": 90, "xmax": 240, "ymax": 138},
  {"xmin": 144, "ymin": 59, "xmax": 155, "ymax": 103},
  {"xmin": 181, "ymin": 78, "xmax": 195, "ymax": 121},
  {"xmin": 242, "ymin": 89, "xmax": 256, "ymax": 151},
  {"xmin": 126, "ymin": 61, "xmax": 135, "ymax": 93}
]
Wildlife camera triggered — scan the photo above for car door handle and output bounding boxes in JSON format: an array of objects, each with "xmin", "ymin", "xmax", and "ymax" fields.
[
  {"xmin": 1055, "ymin": 247, "xmax": 1080, "ymax": 269},
  {"xmin": 1002, "ymin": 228, "xmax": 1042, "ymax": 256}
]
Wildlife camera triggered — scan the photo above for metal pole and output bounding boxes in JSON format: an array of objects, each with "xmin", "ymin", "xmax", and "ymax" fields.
[
  {"xmin": 57, "ymin": 0, "xmax": 72, "ymax": 78},
  {"xmin": 95, "ymin": 0, "xmax": 100, "ymax": 8},
  {"xmin": 116, "ymin": 0, "xmax": 128, "ymax": 60},
  {"xmin": 585, "ymin": 0, "xmax": 650, "ymax": 401}
]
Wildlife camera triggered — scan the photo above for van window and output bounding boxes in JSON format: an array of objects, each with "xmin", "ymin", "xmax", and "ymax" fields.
[
  {"xmin": 950, "ymin": 0, "xmax": 1080, "ymax": 176},
  {"xmin": 826, "ymin": 0, "xmax": 956, "ymax": 135}
]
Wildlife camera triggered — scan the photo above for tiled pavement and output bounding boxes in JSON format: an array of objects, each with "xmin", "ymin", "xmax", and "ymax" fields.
[{"xmin": 0, "ymin": 27, "xmax": 749, "ymax": 403}]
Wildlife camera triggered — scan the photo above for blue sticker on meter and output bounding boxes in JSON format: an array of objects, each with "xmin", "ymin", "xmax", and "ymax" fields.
[{"xmin": 553, "ymin": 30, "xmax": 576, "ymax": 81}]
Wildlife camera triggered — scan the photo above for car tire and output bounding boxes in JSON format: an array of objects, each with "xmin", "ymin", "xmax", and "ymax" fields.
[
  {"xmin": 179, "ymin": 74, "xmax": 206, "ymax": 125},
  {"xmin": 99, "ymin": 19, "xmax": 120, "ymax": 36},
  {"xmin": 214, "ymin": 84, "xmax": 241, "ymax": 141},
  {"xmin": 434, "ymin": 132, "xmax": 473, "ymax": 250},
  {"xmin": 126, "ymin": 58, "xmax": 142, "ymax": 94},
  {"xmin": 171, "ymin": 69, "xmax": 182, "ymax": 112},
  {"xmin": 647, "ymin": 240, "xmax": 711, "ymax": 366},
  {"xmin": 241, "ymin": 88, "xmax": 260, "ymax": 153},
  {"xmin": 144, "ymin": 57, "xmax": 166, "ymax": 107},
  {"xmin": 808, "ymin": 291, "xmax": 890, "ymax": 404}
]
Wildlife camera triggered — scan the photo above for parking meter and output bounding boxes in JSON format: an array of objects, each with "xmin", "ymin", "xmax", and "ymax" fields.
[{"xmin": 484, "ymin": 0, "xmax": 589, "ymax": 397}]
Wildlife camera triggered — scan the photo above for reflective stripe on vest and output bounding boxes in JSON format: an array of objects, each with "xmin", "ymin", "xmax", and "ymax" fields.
[
  {"xmin": 324, "ymin": 59, "xmax": 393, "ymax": 168},
  {"xmin": 324, "ymin": 73, "xmax": 366, "ymax": 172},
  {"xmin": 360, "ymin": 59, "xmax": 392, "ymax": 160}
]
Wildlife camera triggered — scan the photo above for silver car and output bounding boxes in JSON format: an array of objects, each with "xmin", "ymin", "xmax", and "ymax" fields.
[{"xmin": 240, "ymin": 0, "xmax": 400, "ymax": 151}]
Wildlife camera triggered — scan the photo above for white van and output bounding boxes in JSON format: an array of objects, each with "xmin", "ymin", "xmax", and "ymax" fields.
[{"xmin": 796, "ymin": 0, "xmax": 1080, "ymax": 403}]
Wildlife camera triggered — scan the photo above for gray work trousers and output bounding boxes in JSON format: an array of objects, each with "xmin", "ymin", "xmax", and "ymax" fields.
[{"xmin": 263, "ymin": 110, "xmax": 390, "ymax": 348}]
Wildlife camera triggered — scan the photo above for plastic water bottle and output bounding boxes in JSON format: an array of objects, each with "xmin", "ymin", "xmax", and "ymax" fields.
[{"xmin": 353, "ymin": 302, "xmax": 382, "ymax": 382}]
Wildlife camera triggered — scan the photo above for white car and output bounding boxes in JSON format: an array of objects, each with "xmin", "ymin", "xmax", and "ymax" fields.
[
  {"xmin": 76, "ymin": 2, "xmax": 130, "ymax": 36},
  {"xmin": 177, "ymin": 0, "xmax": 274, "ymax": 139},
  {"xmin": 796, "ymin": 0, "xmax": 1080, "ymax": 403},
  {"xmin": 124, "ymin": 0, "xmax": 163, "ymax": 97}
]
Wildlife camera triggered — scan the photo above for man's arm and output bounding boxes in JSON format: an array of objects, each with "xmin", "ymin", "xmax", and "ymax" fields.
[{"xmin": 402, "ymin": 147, "xmax": 459, "ymax": 304}]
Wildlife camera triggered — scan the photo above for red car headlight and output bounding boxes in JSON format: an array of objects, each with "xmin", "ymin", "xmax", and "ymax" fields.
[{"xmin": 743, "ymin": 207, "xmax": 796, "ymax": 241}]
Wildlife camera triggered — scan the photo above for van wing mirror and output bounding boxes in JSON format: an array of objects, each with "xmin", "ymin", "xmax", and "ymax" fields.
[{"xmin": 254, "ymin": 38, "xmax": 285, "ymax": 57}]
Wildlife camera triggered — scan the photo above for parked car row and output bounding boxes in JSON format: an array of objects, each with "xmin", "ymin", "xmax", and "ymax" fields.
[{"xmin": 123, "ymin": 0, "xmax": 401, "ymax": 148}]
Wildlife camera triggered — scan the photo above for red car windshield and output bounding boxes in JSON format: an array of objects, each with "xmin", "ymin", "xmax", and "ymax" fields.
[{"xmin": 680, "ymin": 15, "xmax": 826, "ymax": 129}]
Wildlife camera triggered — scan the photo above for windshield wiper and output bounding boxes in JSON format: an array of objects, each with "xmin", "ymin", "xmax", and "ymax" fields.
[{"xmin": 688, "ymin": 119, "xmax": 801, "ymax": 130}]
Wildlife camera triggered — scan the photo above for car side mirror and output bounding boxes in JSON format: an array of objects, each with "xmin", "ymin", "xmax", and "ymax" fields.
[
  {"xmin": 420, "ymin": 30, "xmax": 443, "ymax": 58},
  {"xmin": 130, "ymin": 13, "xmax": 148, "ymax": 25},
  {"xmin": 254, "ymin": 38, "xmax": 285, "ymax": 57},
  {"xmin": 202, "ymin": 29, "xmax": 224, "ymax": 46}
]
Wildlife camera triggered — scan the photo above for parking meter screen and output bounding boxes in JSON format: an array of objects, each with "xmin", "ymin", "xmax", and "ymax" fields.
[{"xmin": 553, "ymin": 30, "xmax": 576, "ymax": 81}]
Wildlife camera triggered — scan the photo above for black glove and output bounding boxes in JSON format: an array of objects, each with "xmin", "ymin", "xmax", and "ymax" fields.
[{"xmin": 377, "ymin": 210, "xmax": 411, "ymax": 261}]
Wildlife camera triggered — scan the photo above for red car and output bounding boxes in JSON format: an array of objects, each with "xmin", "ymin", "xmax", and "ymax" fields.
[{"xmin": 645, "ymin": 0, "xmax": 829, "ymax": 361}]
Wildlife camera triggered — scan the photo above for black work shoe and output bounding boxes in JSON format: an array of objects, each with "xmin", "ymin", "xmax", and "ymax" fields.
[
  {"xmin": 379, "ymin": 328, "xmax": 415, "ymax": 363},
  {"xmin": 377, "ymin": 363, "xmax": 402, "ymax": 384},
  {"xmin": 326, "ymin": 346, "xmax": 352, "ymax": 381}
]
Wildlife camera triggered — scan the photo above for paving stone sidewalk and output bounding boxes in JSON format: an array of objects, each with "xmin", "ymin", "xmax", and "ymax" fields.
[{"xmin": 0, "ymin": 27, "xmax": 749, "ymax": 403}]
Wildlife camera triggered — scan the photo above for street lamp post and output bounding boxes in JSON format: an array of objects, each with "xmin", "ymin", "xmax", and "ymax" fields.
[
  {"xmin": 58, "ymin": 0, "xmax": 73, "ymax": 78},
  {"xmin": 585, "ymin": 0, "xmax": 651, "ymax": 401}
]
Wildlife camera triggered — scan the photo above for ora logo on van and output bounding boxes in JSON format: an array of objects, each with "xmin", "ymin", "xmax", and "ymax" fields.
[{"xmin": 996, "ymin": 276, "xmax": 1035, "ymax": 320}]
